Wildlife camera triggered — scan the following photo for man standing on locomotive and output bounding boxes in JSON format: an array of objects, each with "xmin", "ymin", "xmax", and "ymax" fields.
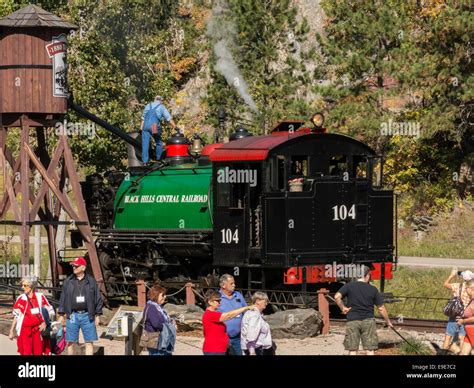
[
  {"xmin": 217, "ymin": 274, "xmax": 247, "ymax": 355},
  {"xmin": 334, "ymin": 265, "xmax": 393, "ymax": 355},
  {"xmin": 140, "ymin": 95, "xmax": 177, "ymax": 165}
]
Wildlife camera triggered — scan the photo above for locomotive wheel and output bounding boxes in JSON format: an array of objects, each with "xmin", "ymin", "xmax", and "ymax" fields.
[{"xmin": 98, "ymin": 249, "xmax": 117, "ymax": 295}]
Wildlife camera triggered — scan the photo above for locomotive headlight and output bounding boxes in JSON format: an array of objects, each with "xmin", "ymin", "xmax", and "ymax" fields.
[{"xmin": 311, "ymin": 113, "xmax": 325, "ymax": 128}]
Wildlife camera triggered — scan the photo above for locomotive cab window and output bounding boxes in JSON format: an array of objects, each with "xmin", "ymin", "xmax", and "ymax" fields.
[
  {"xmin": 270, "ymin": 155, "xmax": 286, "ymax": 192},
  {"xmin": 329, "ymin": 155, "xmax": 347, "ymax": 177},
  {"xmin": 231, "ymin": 183, "xmax": 246, "ymax": 208},
  {"xmin": 352, "ymin": 156, "xmax": 368, "ymax": 179},
  {"xmin": 289, "ymin": 156, "xmax": 311, "ymax": 191},
  {"xmin": 290, "ymin": 156, "xmax": 308, "ymax": 177},
  {"xmin": 371, "ymin": 157, "xmax": 383, "ymax": 188},
  {"xmin": 216, "ymin": 163, "xmax": 260, "ymax": 208},
  {"xmin": 216, "ymin": 180, "xmax": 231, "ymax": 207}
]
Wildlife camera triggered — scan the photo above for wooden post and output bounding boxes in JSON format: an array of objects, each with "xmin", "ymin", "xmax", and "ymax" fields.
[
  {"xmin": 61, "ymin": 136, "xmax": 105, "ymax": 297},
  {"xmin": 125, "ymin": 313, "xmax": 134, "ymax": 356},
  {"xmin": 20, "ymin": 115, "xmax": 30, "ymax": 266},
  {"xmin": 136, "ymin": 280, "xmax": 146, "ymax": 308},
  {"xmin": 318, "ymin": 288, "xmax": 330, "ymax": 335},
  {"xmin": 0, "ymin": 118, "xmax": 5, "ymax": 212},
  {"xmin": 185, "ymin": 282, "xmax": 195, "ymax": 305},
  {"xmin": 0, "ymin": 5, "xmax": 84, "ymax": 293}
]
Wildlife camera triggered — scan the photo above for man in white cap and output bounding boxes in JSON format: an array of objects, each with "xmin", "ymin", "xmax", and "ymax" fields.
[
  {"xmin": 58, "ymin": 257, "xmax": 103, "ymax": 355},
  {"xmin": 140, "ymin": 95, "xmax": 177, "ymax": 165},
  {"xmin": 442, "ymin": 267, "xmax": 474, "ymax": 352}
]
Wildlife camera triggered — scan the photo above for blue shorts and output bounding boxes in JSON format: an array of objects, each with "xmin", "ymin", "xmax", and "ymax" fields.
[
  {"xmin": 66, "ymin": 312, "xmax": 98, "ymax": 343},
  {"xmin": 446, "ymin": 318, "xmax": 466, "ymax": 337}
]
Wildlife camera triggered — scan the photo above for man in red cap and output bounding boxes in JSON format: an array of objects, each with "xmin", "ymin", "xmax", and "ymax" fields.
[{"xmin": 58, "ymin": 257, "xmax": 103, "ymax": 355}]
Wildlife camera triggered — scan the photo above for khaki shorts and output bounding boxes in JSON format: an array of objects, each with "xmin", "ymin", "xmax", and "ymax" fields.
[{"xmin": 343, "ymin": 318, "xmax": 378, "ymax": 351}]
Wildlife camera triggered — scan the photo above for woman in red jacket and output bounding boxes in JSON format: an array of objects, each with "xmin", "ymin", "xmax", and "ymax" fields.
[
  {"xmin": 9, "ymin": 277, "xmax": 54, "ymax": 355},
  {"xmin": 202, "ymin": 290, "xmax": 253, "ymax": 355}
]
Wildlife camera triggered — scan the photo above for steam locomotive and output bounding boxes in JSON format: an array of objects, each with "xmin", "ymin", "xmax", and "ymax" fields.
[{"xmin": 77, "ymin": 112, "xmax": 395, "ymax": 299}]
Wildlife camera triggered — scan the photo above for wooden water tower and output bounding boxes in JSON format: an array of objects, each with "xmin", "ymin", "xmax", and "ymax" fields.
[{"xmin": 0, "ymin": 5, "xmax": 104, "ymax": 294}]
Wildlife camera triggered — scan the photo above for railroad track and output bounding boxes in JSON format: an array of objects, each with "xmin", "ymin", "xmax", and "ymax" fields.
[
  {"xmin": 331, "ymin": 317, "xmax": 446, "ymax": 333},
  {"xmin": 0, "ymin": 280, "xmax": 449, "ymax": 334}
]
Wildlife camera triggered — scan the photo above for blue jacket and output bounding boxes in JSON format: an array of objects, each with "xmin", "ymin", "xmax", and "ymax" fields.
[
  {"xmin": 58, "ymin": 274, "xmax": 103, "ymax": 321},
  {"xmin": 217, "ymin": 290, "xmax": 247, "ymax": 338},
  {"xmin": 157, "ymin": 322, "xmax": 177, "ymax": 353}
]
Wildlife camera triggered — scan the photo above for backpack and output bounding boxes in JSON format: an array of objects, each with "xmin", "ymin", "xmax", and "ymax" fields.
[
  {"xmin": 51, "ymin": 325, "xmax": 66, "ymax": 355},
  {"xmin": 143, "ymin": 103, "xmax": 161, "ymax": 134},
  {"xmin": 443, "ymin": 284, "xmax": 465, "ymax": 319}
]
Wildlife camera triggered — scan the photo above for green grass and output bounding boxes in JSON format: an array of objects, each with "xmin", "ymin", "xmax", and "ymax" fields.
[
  {"xmin": 398, "ymin": 206, "xmax": 474, "ymax": 259},
  {"xmin": 382, "ymin": 267, "xmax": 453, "ymax": 320},
  {"xmin": 398, "ymin": 336, "xmax": 434, "ymax": 355}
]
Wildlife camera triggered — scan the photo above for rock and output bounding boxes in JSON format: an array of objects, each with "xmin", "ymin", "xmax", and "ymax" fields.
[
  {"xmin": 377, "ymin": 328, "xmax": 411, "ymax": 347},
  {"xmin": 264, "ymin": 308, "xmax": 323, "ymax": 339},
  {"xmin": 98, "ymin": 307, "xmax": 115, "ymax": 326},
  {"xmin": 164, "ymin": 304, "xmax": 204, "ymax": 331},
  {"xmin": 164, "ymin": 303, "xmax": 204, "ymax": 315}
]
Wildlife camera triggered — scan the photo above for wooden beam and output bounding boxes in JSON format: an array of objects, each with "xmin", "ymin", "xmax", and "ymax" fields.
[
  {"xmin": 0, "ymin": 148, "xmax": 20, "ymax": 222},
  {"xmin": 20, "ymin": 115, "xmax": 30, "ymax": 266},
  {"xmin": 0, "ymin": 146, "xmax": 21, "ymax": 218},
  {"xmin": 0, "ymin": 113, "xmax": 63, "ymax": 128},
  {"xmin": 0, "ymin": 126, "xmax": 22, "ymax": 222},
  {"xmin": 61, "ymin": 135, "xmax": 105, "ymax": 295},
  {"xmin": 29, "ymin": 141, "xmax": 64, "ymax": 220},
  {"xmin": 44, "ymin": 186, "xmax": 59, "ymax": 288},
  {"xmin": 0, "ymin": 140, "xmax": 49, "ymax": 223},
  {"xmin": 23, "ymin": 142, "xmax": 91, "ymax": 244},
  {"xmin": 0, "ymin": 120, "xmax": 5, "ymax": 219}
]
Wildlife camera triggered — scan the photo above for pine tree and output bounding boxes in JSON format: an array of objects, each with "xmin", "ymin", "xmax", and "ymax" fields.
[
  {"xmin": 314, "ymin": 0, "xmax": 409, "ymax": 150},
  {"xmin": 206, "ymin": 0, "xmax": 316, "ymax": 135},
  {"xmin": 316, "ymin": 0, "xmax": 473, "ymax": 211}
]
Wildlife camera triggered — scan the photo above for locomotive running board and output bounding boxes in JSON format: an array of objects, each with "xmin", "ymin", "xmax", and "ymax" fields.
[{"xmin": 93, "ymin": 228, "xmax": 213, "ymax": 246}]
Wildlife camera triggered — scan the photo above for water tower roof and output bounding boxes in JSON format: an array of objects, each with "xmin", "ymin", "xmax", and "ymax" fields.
[{"xmin": 0, "ymin": 4, "xmax": 78, "ymax": 29}]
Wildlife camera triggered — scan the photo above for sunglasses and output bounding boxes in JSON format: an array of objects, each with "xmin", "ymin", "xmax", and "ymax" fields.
[
  {"xmin": 212, "ymin": 299, "xmax": 222, "ymax": 303},
  {"xmin": 20, "ymin": 283, "xmax": 30, "ymax": 288}
]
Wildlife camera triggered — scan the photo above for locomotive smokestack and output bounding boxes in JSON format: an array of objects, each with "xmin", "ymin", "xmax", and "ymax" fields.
[{"xmin": 217, "ymin": 106, "xmax": 226, "ymax": 143}]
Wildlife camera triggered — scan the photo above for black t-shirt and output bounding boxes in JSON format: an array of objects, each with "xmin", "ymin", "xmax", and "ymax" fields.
[
  {"xmin": 338, "ymin": 281, "xmax": 384, "ymax": 321},
  {"xmin": 71, "ymin": 277, "xmax": 87, "ymax": 311}
]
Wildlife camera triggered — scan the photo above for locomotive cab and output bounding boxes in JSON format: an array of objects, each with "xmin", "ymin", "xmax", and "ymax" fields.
[{"xmin": 210, "ymin": 123, "xmax": 394, "ymax": 287}]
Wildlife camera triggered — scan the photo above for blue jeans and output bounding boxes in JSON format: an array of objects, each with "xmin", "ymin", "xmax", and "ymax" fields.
[
  {"xmin": 228, "ymin": 336, "xmax": 242, "ymax": 356},
  {"xmin": 148, "ymin": 348, "xmax": 171, "ymax": 356},
  {"xmin": 446, "ymin": 318, "xmax": 466, "ymax": 337},
  {"xmin": 66, "ymin": 312, "xmax": 98, "ymax": 343},
  {"xmin": 142, "ymin": 130, "xmax": 163, "ymax": 163}
]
